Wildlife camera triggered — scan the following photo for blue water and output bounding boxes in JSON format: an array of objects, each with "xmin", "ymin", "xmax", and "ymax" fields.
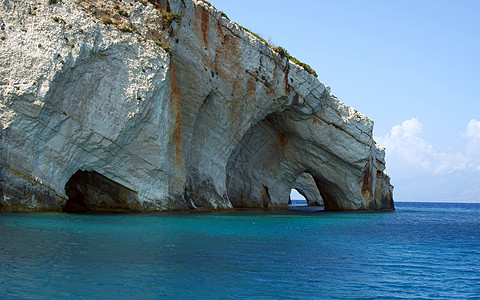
[{"xmin": 1, "ymin": 202, "xmax": 479, "ymax": 299}]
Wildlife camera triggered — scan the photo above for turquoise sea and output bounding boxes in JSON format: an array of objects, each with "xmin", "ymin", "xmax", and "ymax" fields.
[{"xmin": 1, "ymin": 202, "xmax": 479, "ymax": 299}]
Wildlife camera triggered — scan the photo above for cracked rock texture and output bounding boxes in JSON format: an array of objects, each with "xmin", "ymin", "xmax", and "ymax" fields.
[{"xmin": 0, "ymin": 0, "xmax": 393, "ymax": 212}]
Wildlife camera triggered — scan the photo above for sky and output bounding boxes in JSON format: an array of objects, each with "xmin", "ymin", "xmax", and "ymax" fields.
[{"xmin": 210, "ymin": 0, "xmax": 480, "ymax": 202}]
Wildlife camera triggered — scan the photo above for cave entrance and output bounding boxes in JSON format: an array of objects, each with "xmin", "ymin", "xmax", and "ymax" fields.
[
  {"xmin": 63, "ymin": 170, "xmax": 141, "ymax": 213},
  {"xmin": 288, "ymin": 189, "xmax": 324, "ymax": 211},
  {"xmin": 287, "ymin": 173, "xmax": 324, "ymax": 211}
]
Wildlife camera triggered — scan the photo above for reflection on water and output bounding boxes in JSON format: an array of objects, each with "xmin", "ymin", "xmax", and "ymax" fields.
[{"xmin": 1, "ymin": 203, "xmax": 480, "ymax": 298}]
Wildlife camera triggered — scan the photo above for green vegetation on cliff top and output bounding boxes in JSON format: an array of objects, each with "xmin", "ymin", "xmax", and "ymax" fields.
[{"xmin": 240, "ymin": 27, "xmax": 318, "ymax": 78}]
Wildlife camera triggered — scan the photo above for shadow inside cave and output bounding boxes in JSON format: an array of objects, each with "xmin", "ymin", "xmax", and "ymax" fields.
[{"xmin": 63, "ymin": 170, "xmax": 141, "ymax": 213}]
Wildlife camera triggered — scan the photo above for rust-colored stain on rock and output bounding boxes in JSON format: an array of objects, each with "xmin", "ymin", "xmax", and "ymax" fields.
[
  {"xmin": 247, "ymin": 77, "xmax": 256, "ymax": 97},
  {"xmin": 278, "ymin": 133, "xmax": 289, "ymax": 154},
  {"xmin": 283, "ymin": 61, "xmax": 291, "ymax": 95},
  {"xmin": 200, "ymin": 8, "xmax": 209, "ymax": 47},
  {"xmin": 168, "ymin": 59, "xmax": 184, "ymax": 164},
  {"xmin": 215, "ymin": 34, "xmax": 240, "ymax": 77},
  {"xmin": 360, "ymin": 163, "xmax": 373, "ymax": 200}
]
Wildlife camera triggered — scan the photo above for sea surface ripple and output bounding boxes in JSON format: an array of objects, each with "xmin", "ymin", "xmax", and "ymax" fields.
[{"xmin": 1, "ymin": 202, "xmax": 479, "ymax": 299}]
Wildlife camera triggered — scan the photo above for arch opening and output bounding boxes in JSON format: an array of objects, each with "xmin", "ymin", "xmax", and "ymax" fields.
[
  {"xmin": 63, "ymin": 170, "xmax": 141, "ymax": 213},
  {"xmin": 289, "ymin": 173, "xmax": 325, "ymax": 211},
  {"xmin": 289, "ymin": 188, "xmax": 307, "ymax": 206},
  {"xmin": 226, "ymin": 107, "xmax": 346, "ymax": 210}
]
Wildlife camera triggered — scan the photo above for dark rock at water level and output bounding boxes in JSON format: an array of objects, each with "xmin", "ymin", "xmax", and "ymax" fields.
[
  {"xmin": 0, "ymin": 0, "xmax": 393, "ymax": 212},
  {"xmin": 63, "ymin": 170, "xmax": 141, "ymax": 213}
]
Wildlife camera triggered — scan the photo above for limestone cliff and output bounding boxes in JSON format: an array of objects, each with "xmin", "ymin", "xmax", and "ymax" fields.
[{"xmin": 0, "ymin": 0, "xmax": 394, "ymax": 212}]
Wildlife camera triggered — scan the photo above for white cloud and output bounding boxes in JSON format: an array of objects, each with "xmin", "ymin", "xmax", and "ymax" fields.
[
  {"xmin": 463, "ymin": 119, "xmax": 480, "ymax": 171},
  {"xmin": 430, "ymin": 152, "xmax": 467, "ymax": 175},
  {"xmin": 465, "ymin": 119, "xmax": 480, "ymax": 154},
  {"xmin": 377, "ymin": 117, "xmax": 470, "ymax": 175},
  {"xmin": 376, "ymin": 118, "xmax": 480, "ymax": 202}
]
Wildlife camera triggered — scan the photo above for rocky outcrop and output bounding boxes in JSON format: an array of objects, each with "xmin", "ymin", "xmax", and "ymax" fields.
[{"xmin": 0, "ymin": 0, "xmax": 393, "ymax": 212}]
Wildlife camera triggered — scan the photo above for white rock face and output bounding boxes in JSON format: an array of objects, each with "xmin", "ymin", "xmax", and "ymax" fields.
[
  {"xmin": 0, "ymin": 0, "xmax": 393, "ymax": 211},
  {"xmin": 0, "ymin": 0, "xmax": 188, "ymax": 210}
]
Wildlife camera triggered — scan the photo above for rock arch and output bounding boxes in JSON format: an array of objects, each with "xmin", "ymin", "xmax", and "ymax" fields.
[
  {"xmin": 225, "ymin": 102, "xmax": 392, "ymax": 211},
  {"xmin": 292, "ymin": 173, "xmax": 323, "ymax": 207}
]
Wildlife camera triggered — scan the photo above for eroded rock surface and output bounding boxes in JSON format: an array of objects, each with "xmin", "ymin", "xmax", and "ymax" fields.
[{"xmin": 0, "ymin": 0, "xmax": 393, "ymax": 212}]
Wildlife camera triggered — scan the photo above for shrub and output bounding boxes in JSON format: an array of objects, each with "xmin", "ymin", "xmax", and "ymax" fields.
[
  {"xmin": 274, "ymin": 46, "xmax": 317, "ymax": 77},
  {"xmin": 101, "ymin": 18, "xmax": 114, "ymax": 25},
  {"xmin": 220, "ymin": 11, "xmax": 229, "ymax": 20},
  {"xmin": 113, "ymin": 4, "xmax": 120, "ymax": 9},
  {"xmin": 161, "ymin": 12, "xmax": 181, "ymax": 28},
  {"xmin": 0, "ymin": 36, "xmax": 5, "ymax": 41},
  {"xmin": 119, "ymin": 26, "xmax": 133, "ymax": 33},
  {"xmin": 52, "ymin": 17, "xmax": 65, "ymax": 23},
  {"xmin": 155, "ymin": 41, "xmax": 171, "ymax": 54},
  {"xmin": 275, "ymin": 46, "xmax": 288, "ymax": 58},
  {"xmin": 48, "ymin": 0, "xmax": 58, "ymax": 4},
  {"xmin": 117, "ymin": 9, "xmax": 129, "ymax": 17},
  {"xmin": 289, "ymin": 56, "xmax": 317, "ymax": 77}
]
